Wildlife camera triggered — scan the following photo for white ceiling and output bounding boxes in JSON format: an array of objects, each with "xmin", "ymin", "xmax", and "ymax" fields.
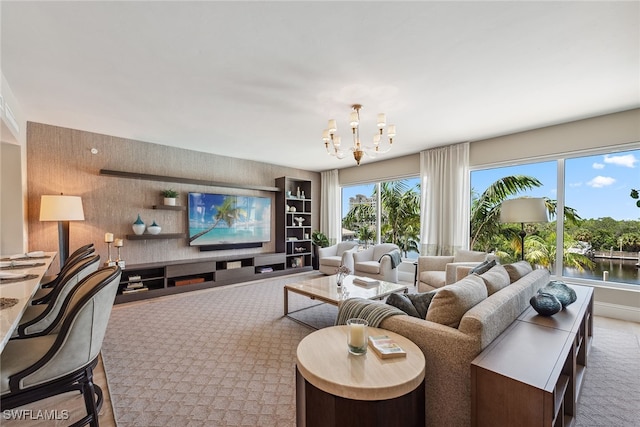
[{"xmin": 2, "ymin": 1, "xmax": 638, "ymax": 172}]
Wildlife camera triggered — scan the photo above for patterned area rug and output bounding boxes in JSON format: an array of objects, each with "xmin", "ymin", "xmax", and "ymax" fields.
[
  {"xmin": 101, "ymin": 272, "xmax": 338, "ymax": 426},
  {"xmin": 576, "ymin": 327, "xmax": 640, "ymax": 426},
  {"xmin": 102, "ymin": 274, "xmax": 639, "ymax": 426}
]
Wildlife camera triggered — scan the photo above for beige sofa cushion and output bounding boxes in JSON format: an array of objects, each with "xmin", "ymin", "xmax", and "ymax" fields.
[
  {"xmin": 453, "ymin": 249, "xmax": 488, "ymax": 263},
  {"xmin": 426, "ymin": 275, "xmax": 487, "ymax": 328},
  {"xmin": 477, "ymin": 264, "xmax": 511, "ymax": 295},
  {"xmin": 503, "ymin": 261, "xmax": 533, "ymax": 283}
]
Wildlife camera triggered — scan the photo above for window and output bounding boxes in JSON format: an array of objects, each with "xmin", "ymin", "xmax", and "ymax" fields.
[
  {"xmin": 341, "ymin": 177, "xmax": 420, "ymax": 259},
  {"xmin": 471, "ymin": 147, "xmax": 640, "ymax": 288}
]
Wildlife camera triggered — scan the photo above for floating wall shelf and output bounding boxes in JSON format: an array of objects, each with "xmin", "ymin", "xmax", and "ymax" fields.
[
  {"xmin": 152, "ymin": 205, "xmax": 186, "ymax": 211},
  {"xmin": 126, "ymin": 233, "xmax": 187, "ymax": 240},
  {"xmin": 99, "ymin": 169, "xmax": 281, "ymax": 192}
]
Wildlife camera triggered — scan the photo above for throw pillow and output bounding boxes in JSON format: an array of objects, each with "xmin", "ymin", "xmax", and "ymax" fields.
[
  {"xmin": 468, "ymin": 259, "xmax": 497, "ymax": 275},
  {"xmin": 426, "ymin": 275, "xmax": 488, "ymax": 328},
  {"xmin": 503, "ymin": 261, "xmax": 533, "ymax": 283},
  {"xmin": 386, "ymin": 290, "xmax": 439, "ymax": 319},
  {"xmin": 476, "ymin": 264, "xmax": 510, "ymax": 295},
  {"xmin": 386, "ymin": 293, "xmax": 420, "ymax": 318}
]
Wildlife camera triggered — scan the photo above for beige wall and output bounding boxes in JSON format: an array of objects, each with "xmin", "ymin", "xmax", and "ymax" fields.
[
  {"xmin": 1, "ymin": 71, "xmax": 28, "ymax": 252},
  {"xmin": 1, "ymin": 143, "xmax": 24, "ymax": 254},
  {"xmin": 470, "ymin": 108, "xmax": 640, "ymax": 167},
  {"xmin": 26, "ymin": 122, "xmax": 320, "ymax": 273},
  {"xmin": 338, "ymin": 108, "xmax": 640, "ymax": 185}
]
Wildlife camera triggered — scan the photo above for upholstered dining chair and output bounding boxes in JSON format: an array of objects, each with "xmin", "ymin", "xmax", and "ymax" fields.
[
  {"xmin": 40, "ymin": 244, "xmax": 95, "ymax": 289},
  {"xmin": 13, "ymin": 254, "xmax": 101, "ymax": 338},
  {"xmin": 0, "ymin": 265, "xmax": 121, "ymax": 427},
  {"xmin": 30, "ymin": 254, "xmax": 100, "ymax": 305}
]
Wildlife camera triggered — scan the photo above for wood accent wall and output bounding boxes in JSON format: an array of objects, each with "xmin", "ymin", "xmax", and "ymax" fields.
[{"xmin": 26, "ymin": 122, "xmax": 319, "ymax": 272}]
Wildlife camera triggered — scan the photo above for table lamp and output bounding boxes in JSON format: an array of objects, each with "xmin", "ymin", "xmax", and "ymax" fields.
[
  {"xmin": 500, "ymin": 197, "xmax": 548, "ymax": 261},
  {"xmin": 39, "ymin": 194, "xmax": 85, "ymax": 268}
]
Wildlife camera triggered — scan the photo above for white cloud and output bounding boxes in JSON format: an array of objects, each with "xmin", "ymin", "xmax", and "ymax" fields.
[
  {"xmin": 603, "ymin": 154, "xmax": 637, "ymax": 168},
  {"xmin": 592, "ymin": 162, "xmax": 605, "ymax": 169},
  {"xmin": 587, "ymin": 176, "xmax": 616, "ymax": 188},
  {"xmin": 569, "ymin": 182, "xmax": 582, "ymax": 187}
]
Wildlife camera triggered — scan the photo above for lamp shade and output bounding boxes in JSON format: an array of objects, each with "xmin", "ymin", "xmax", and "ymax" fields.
[
  {"xmin": 500, "ymin": 197, "xmax": 547, "ymax": 224},
  {"xmin": 39, "ymin": 195, "xmax": 85, "ymax": 221}
]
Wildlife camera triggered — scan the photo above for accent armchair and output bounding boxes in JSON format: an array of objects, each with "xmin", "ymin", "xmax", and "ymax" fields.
[
  {"xmin": 417, "ymin": 249, "xmax": 498, "ymax": 292},
  {"xmin": 318, "ymin": 241, "xmax": 359, "ymax": 275},
  {"xmin": 352, "ymin": 243, "xmax": 401, "ymax": 283}
]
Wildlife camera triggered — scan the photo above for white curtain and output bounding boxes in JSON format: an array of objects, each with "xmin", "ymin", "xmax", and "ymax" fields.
[
  {"xmin": 320, "ymin": 169, "xmax": 341, "ymax": 245},
  {"xmin": 420, "ymin": 142, "xmax": 470, "ymax": 255}
]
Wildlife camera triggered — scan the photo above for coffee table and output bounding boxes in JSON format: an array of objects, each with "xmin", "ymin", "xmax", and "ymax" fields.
[{"xmin": 284, "ymin": 275, "xmax": 408, "ymax": 328}]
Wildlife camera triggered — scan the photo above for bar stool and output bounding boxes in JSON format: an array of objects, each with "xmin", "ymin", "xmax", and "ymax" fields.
[{"xmin": 0, "ymin": 266, "xmax": 121, "ymax": 427}]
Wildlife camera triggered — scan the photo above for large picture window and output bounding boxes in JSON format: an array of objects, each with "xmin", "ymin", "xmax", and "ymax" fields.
[
  {"xmin": 471, "ymin": 147, "xmax": 639, "ymax": 288},
  {"xmin": 341, "ymin": 177, "xmax": 420, "ymax": 259}
]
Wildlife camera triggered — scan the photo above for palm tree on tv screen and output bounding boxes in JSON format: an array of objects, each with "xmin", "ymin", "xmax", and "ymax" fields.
[{"xmin": 189, "ymin": 197, "xmax": 245, "ymax": 243}]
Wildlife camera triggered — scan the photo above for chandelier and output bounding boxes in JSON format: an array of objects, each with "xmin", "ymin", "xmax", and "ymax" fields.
[{"xmin": 322, "ymin": 104, "xmax": 395, "ymax": 166}]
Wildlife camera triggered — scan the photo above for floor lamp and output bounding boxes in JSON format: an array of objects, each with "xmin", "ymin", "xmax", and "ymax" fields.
[
  {"xmin": 500, "ymin": 197, "xmax": 548, "ymax": 261},
  {"xmin": 39, "ymin": 194, "xmax": 85, "ymax": 268}
]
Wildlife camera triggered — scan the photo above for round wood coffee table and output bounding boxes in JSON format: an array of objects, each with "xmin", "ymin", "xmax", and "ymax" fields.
[{"xmin": 296, "ymin": 325, "xmax": 425, "ymax": 427}]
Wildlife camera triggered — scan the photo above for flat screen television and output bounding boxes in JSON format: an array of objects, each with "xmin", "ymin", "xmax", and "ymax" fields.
[{"xmin": 188, "ymin": 192, "xmax": 271, "ymax": 247}]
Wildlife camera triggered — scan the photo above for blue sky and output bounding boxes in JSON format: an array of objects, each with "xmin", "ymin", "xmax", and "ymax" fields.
[
  {"xmin": 341, "ymin": 149, "xmax": 639, "ymax": 221},
  {"xmin": 471, "ymin": 150, "xmax": 640, "ymax": 221}
]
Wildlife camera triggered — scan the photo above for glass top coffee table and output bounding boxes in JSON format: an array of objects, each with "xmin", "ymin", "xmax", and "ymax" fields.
[{"xmin": 284, "ymin": 275, "xmax": 408, "ymax": 328}]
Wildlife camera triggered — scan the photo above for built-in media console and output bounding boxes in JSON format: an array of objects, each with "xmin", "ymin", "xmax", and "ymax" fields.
[{"xmin": 116, "ymin": 252, "xmax": 288, "ymax": 303}]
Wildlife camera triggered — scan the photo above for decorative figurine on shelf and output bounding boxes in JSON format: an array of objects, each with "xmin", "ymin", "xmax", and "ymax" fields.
[
  {"xmin": 132, "ymin": 214, "xmax": 145, "ymax": 235},
  {"xmin": 296, "ymin": 187, "xmax": 301, "ymax": 198},
  {"xmin": 295, "ymin": 217, "xmax": 305, "ymax": 226},
  {"xmin": 301, "ymin": 190, "xmax": 305, "ymax": 199},
  {"xmin": 114, "ymin": 238, "xmax": 125, "ymax": 268},
  {"xmin": 147, "ymin": 220, "xmax": 162, "ymax": 235}
]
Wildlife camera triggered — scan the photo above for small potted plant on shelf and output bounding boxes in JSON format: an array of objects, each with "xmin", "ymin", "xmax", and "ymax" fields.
[{"xmin": 161, "ymin": 189, "xmax": 179, "ymax": 206}]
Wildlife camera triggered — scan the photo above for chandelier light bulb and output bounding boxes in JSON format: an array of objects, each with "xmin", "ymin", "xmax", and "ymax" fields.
[
  {"xmin": 333, "ymin": 136, "xmax": 341, "ymax": 147},
  {"xmin": 387, "ymin": 124, "xmax": 396, "ymax": 138},
  {"xmin": 373, "ymin": 134, "xmax": 381, "ymax": 145},
  {"xmin": 322, "ymin": 129, "xmax": 330, "ymax": 142},
  {"xmin": 377, "ymin": 113, "xmax": 386, "ymax": 128},
  {"xmin": 328, "ymin": 119, "xmax": 337, "ymax": 133},
  {"xmin": 349, "ymin": 111, "xmax": 359, "ymax": 128}
]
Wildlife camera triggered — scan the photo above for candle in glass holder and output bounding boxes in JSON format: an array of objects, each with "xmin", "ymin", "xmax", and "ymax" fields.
[
  {"xmin": 114, "ymin": 238, "xmax": 123, "ymax": 247},
  {"xmin": 104, "ymin": 233, "xmax": 114, "ymax": 243}
]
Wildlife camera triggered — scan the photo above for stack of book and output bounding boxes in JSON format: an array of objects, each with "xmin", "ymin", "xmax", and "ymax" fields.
[
  {"xmin": 122, "ymin": 281, "xmax": 149, "ymax": 294},
  {"xmin": 257, "ymin": 266, "xmax": 274, "ymax": 273},
  {"xmin": 353, "ymin": 276, "xmax": 380, "ymax": 287},
  {"xmin": 369, "ymin": 335, "xmax": 407, "ymax": 359}
]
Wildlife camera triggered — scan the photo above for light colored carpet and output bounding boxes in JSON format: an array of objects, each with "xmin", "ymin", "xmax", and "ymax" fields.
[
  {"xmin": 102, "ymin": 273, "xmax": 640, "ymax": 426},
  {"xmin": 576, "ymin": 327, "xmax": 640, "ymax": 426},
  {"xmin": 101, "ymin": 272, "xmax": 336, "ymax": 426}
]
